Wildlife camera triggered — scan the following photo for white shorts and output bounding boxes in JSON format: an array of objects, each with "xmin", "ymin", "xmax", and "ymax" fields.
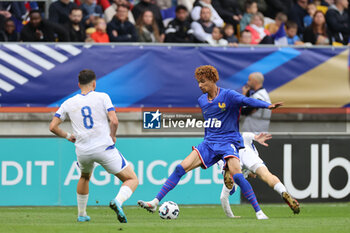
[
  {"xmin": 77, "ymin": 147, "xmax": 128, "ymax": 174},
  {"xmin": 239, "ymin": 144, "xmax": 265, "ymax": 173}
]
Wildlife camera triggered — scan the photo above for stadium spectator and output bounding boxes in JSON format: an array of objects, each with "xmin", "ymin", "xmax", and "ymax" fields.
[
  {"xmin": 191, "ymin": 6, "xmax": 216, "ymax": 43},
  {"xmin": 206, "ymin": 26, "xmax": 228, "ymax": 45},
  {"xmin": 325, "ymin": 0, "xmax": 349, "ymax": 45},
  {"xmin": 264, "ymin": 0, "xmax": 292, "ymax": 19},
  {"xmin": 191, "ymin": 0, "xmax": 224, "ymax": 27},
  {"xmin": 288, "ymin": 0, "xmax": 308, "ymax": 37},
  {"xmin": 104, "ymin": 0, "xmax": 135, "ymax": 24},
  {"xmin": 85, "ymin": 27, "xmax": 96, "ymax": 42},
  {"xmin": 132, "ymin": 0, "xmax": 165, "ymax": 35},
  {"xmin": 0, "ymin": 18, "xmax": 19, "ymax": 41},
  {"xmin": 21, "ymin": 10, "xmax": 69, "ymax": 42},
  {"xmin": 0, "ymin": 2, "xmax": 26, "ymax": 32},
  {"xmin": 285, "ymin": 20, "xmax": 303, "ymax": 45},
  {"xmin": 244, "ymin": 12, "xmax": 271, "ymax": 44},
  {"xmin": 155, "ymin": 0, "xmax": 172, "ymax": 9},
  {"xmin": 81, "ymin": 0, "xmax": 104, "ymax": 27},
  {"xmin": 240, "ymin": 0, "xmax": 258, "ymax": 32},
  {"xmin": 0, "ymin": 10, "xmax": 11, "ymax": 31},
  {"xmin": 90, "ymin": 17, "xmax": 110, "ymax": 42},
  {"xmin": 266, "ymin": 12, "xmax": 287, "ymax": 34},
  {"xmin": 49, "ymin": 0, "xmax": 77, "ymax": 25},
  {"xmin": 223, "ymin": 23, "xmax": 238, "ymax": 44},
  {"xmin": 107, "ymin": 4, "xmax": 138, "ymax": 42},
  {"xmin": 241, "ymin": 72, "xmax": 271, "ymax": 133},
  {"xmin": 136, "ymin": 10, "xmax": 163, "ymax": 42},
  {"xmin": 304, "ymin": 10, "xmax": 331, "ymax": 45},
  {"xmin": 304, "ymin": 2, "xmax": 317, "ymax": 27},
  {"xmin": 178, "ymin": 0, "xmax": 196, "ymax": 11},
  {"xmin": 211, "ymin": 0, "xmax": 242, "ymax": 27},
  {"xmin": 164, "ymin": 5, "xmax": 195, "ymax": 43},
  {"xmin": 64, "ymin": 7, "xmax": 86, "ymax": 42}
]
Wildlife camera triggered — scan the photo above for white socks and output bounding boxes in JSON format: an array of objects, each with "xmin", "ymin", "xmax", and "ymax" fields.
[
  {"xmin": 220, "ymin": 185, "xmax": 235, "ymax": 218},
  {"xmin": 151, "ymin": 198, "xmax": 159, "ymax": 206},
  {"xmin": 115, "ymin": 185, "xmax": 133, "ymax": 206},
  {"xmin": 273, "ymin": 182, "xmax": 287, "ymax": 195},
  {"xmin": 77, "ymin": 194, "xmax": 89, "ymax": 217}
]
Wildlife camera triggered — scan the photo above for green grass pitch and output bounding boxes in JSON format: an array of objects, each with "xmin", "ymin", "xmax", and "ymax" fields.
[{"xmin": 0, "ymin": 203, "xmax": 349, "ymax": 233}]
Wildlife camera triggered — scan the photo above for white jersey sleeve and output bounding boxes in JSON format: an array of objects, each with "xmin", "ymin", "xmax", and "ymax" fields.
[
  {"xmin": 102, "ymin": 93, "xmax": 115, "ymax": 113},
  {"xmin": 55, "ymin": 101, "xmax": 68, "ymax": 121}
]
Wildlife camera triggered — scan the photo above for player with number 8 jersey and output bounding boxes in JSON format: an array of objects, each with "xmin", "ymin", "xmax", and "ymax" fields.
[
  {"xmin": 50, "ymin": 69, "xmax": 138, "ymax": 223},
  {"xmin": 55, "ymin": 90, "xmax": 115, "ymax": 154}
]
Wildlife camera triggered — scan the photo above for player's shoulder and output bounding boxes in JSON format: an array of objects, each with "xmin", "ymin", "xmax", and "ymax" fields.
[
  {"xmin": 220, "ymin": 87, "xmax": 239, "ymax": 98},
  {"xmin": 197, "ymin": 93, "xmax": 207, "ymax": 103},
  {"xmin": 90, "ymin": 91, "xmax": 111, "ymax": 99},
  {"xmin": 61, "ymin": 94, "xmax": 80, "ymax": 106}
]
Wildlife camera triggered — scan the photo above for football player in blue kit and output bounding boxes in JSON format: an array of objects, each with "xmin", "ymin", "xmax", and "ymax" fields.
[{"xmin": 138, "ymin": 65, "xmax": 282, "ymax": 219}]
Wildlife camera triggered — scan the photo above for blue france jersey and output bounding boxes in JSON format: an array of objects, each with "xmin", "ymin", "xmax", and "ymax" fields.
[{"xmin": 197, "ymin": 87, "xmax": 270, "ymax": 148}]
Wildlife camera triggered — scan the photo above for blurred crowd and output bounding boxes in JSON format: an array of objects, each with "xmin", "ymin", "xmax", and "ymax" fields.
[{"xmin": 0, "ymin": 0, "xmax": 349, "ymax": 45}]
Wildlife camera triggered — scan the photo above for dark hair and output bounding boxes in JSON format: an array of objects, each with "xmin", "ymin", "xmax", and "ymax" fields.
[
  {"xmin": 4, "ymin": 18, "xmax": 15, "ymax": 24},
  {"xmin": 176, "ymin": 5, "xmax": 188, "ymax": 12},
  {"xmin": 70, "ymin": 6, "xmax": 82, "ymax": 14},
  {"xmin": 117, "ymin": 4, "xmax": 129, "ymax": 11},
  {"xmin": 29, "ymin": 9, "xmax": 41, "ymax": 16},
  {"xmin": 285, "ymin": 20, "xmax": 298, "ymax": 29},
  {"xmin": 245, "ymin": 0, "xmax": 256, "ymax": 11},
  {"xmin": 79, "ymin": 69, "xmax": 96, "ymax": 85},
  {"xmin": 136, "ymin": 10, "xmax": 161, "ymax": 42}
]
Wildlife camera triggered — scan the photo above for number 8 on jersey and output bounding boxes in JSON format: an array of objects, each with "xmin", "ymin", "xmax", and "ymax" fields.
[{"xmin": 81, "ymin": 106, "xmax": 94, "ymax": 129}]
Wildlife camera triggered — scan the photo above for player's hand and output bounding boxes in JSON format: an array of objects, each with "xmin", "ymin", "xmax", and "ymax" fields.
[
  {"xmin": 268, "ymin": 102, "xmax": 283, "ymax": 109},
  {"xmin": 111, "ymin": 136, "xmax": 116, "ymax": 143},
  {"xmin": 242, "ymin": 84, "xmax": 250, "ymax": 95},
  {"xmin": 254, "ymin": 133, "xmax": 272, "ymax": 147},
  {"xmin": 68, "ymin": 134, "xmax": 76, "ymax": 143}
]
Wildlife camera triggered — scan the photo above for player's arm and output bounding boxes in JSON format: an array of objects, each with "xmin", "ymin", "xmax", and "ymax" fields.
[
  {"xmin": 231, "ymin": 90, "xmax": 283, "ymax": 110},
  {"xmin": 108, "ymin": 110, "xmax": 119, "ymax": 143},
  {"xmin": 49, "ymin": 117, "xmax": 76, "ymax": 142}
]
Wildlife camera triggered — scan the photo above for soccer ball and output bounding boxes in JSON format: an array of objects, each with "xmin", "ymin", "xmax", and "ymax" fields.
[{"xmin": 158, "ymin": 201, "xmax": 180, "ymax": 219}]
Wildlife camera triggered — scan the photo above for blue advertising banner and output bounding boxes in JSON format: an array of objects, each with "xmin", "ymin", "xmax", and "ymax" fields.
[
  {"xmin": 0, "ymin": 44, "xmax": 348, "ymax": 108},
  {"xmin": 0, "ymin": 138, "xmax": 240, "ymax": 206}
]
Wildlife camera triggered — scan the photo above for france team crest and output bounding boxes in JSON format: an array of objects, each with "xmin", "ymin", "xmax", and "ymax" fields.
[{"xmin": 143, "ymin": 110, "xmax": 162, "ymax": 129}]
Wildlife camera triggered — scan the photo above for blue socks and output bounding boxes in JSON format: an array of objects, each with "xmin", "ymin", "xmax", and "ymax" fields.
[
  {"xmin": 233, "ymin": 173, "xmax": 261, "ymax": 212},
  {"xmin": 156, "ymin": 164, "xmax": 186, "ymax": 202}
]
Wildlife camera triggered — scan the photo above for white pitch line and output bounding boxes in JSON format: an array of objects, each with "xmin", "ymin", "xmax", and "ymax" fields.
[
  {"xmin": 31, "ymin": 44, "xmax": 68, "ymax": 63},
  {"xmin": 3, "ymin": 44, "xmax": 55, "ymax": 70},
  {"xmin": 0, "ymin": 64, "xmax": 28, "ymax": 85},
  {"xmin": 0, "ymin": 50, "xmax": 42, "ymax": 77},
  {"xmin": 0, "ymin": 79, "xmax": 15, "ymax": 92},
  {"xmin": 56, "ymin": 44, "xmax": 81, "ymax": 56}
]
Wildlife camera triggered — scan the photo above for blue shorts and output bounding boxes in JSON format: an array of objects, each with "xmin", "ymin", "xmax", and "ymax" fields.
[{"xmin": 192, "ymin": 141, "xmax": 240, "ymax": 169}]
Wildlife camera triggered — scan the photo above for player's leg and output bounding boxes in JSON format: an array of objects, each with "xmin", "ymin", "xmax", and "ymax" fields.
[
  {"xmin": 226, "ymin": 157, "xmax": 268, "ymax": 219},
  {"xmin": 98, "ymin": 148, "xmax": 138, "ymax": 223},
  {"xmin": 77, "ymin": 173, "xmax": 91, "ymax": 222},
  {"xmin": 76, "ymin": 156, "xmax": 94, "ymax": 222},
  {"xmin": 138, "ymin": 149, "xmax": 202, "ymax": 212},
  {"xmin": 109, "ymin": 165, "xmax": 138, "ymax": 223},
  {"xmin": 220, "ymin": 183, "xmax": 239, "ymax": 218},
  {"xmin": 255, "ymin": 166, "xmax": 300, "ymax": 214}
]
